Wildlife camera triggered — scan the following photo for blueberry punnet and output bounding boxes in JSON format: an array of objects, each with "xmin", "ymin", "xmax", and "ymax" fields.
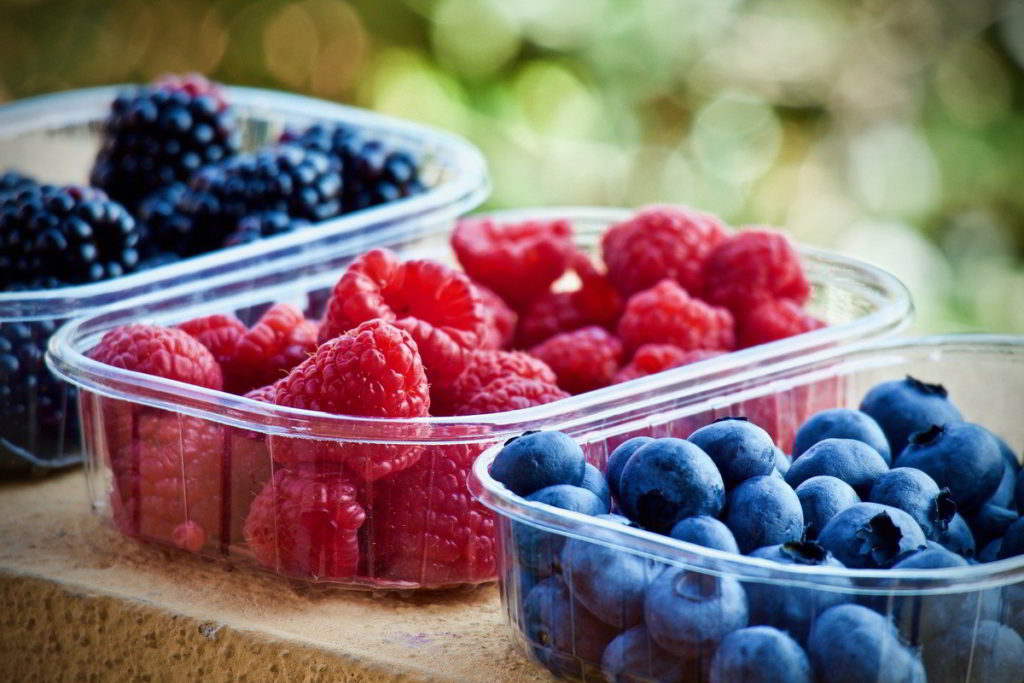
[
  {"xmin": 669, "ymin": 515, "xmax": 740, "ymax": 554},
  {"xmin": 725, "ymin": 475, "xmax": 804, "ymax": 554},
  {"xmin": 785, "ymin": 438, "xmax": 889, "ymax": 498},
  {"xmin": 795, "ymin": 476, "xmax": 861, "ymax": 540},
  {"xmin": 869, "ymin": 467, "xmax": 957, "ymax": 542},
  {"xmin": 817, "ymin": 502, "xmax": 927, "ymax": 569},
  {"xmin": 709, "ymin": 626, "xmax": 811, "ymax": 683},
  {"xmin": 491, "ymin": 431, "xmax": 586, "ymax": 496},
  {"xmin": 808, "ymin": 605, "xmax": 926, "ymax": 683},
  {"xmin": 859, "ymin": 376, "xmax": 962, "ymax": 458},
  {"xmin": 794, "ymin": 408, "xmax": 891, "ymax": 465},
  {"xmin": 644, "ymin": 567, "xmax": 748, "ymax": 658},
  {"xmin": 687, "ymin": 417, "xmax": 777, "ymax": 488}
]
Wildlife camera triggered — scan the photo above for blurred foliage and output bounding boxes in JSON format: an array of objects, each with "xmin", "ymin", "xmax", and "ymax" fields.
[{"xmin": 2, "ymin": 0, "xmax": 1024, "ymax": 332}]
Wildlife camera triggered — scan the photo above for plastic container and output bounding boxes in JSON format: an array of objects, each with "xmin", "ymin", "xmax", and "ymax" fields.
[
  {"xmin": 0, "ymin": 85, "xmax": 489, "ymax": 473},
  {"xmin": 47, "ymin": 207, "xmax": 911, "ymax": 590},
  {"xmin": 469, "ymin": 335, "xmax": 1024, "ymax": 682}
]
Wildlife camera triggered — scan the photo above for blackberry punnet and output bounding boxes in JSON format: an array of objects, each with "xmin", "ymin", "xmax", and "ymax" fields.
[
  {"xmin": 90, "ymin": 75, "xmax": 241, "ymax": 211},
  {"xmin": 222, "ymin": 211, "xmax": 309, "ymax": 248}
]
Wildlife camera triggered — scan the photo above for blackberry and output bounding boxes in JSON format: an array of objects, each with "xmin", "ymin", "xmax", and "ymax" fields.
[
  {"xmin": 135, "ymin": 183, "xmax": 190, "ymax": 257},
  {"xmin": 0, "ymin": 170, "xmax": 39, "ymax": 204},
  {"xmin": 222, "ymin": 211, "xmax": 309, "ymax": 247},
  {"xmin": 90, "ymin": 75, "xmax": 241, "ymax": 212},
  {"xmin": 283, "ymin": 123, "xmax": 426, "ymax": 212}
]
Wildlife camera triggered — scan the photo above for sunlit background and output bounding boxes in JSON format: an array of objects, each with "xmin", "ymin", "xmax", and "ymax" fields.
[{"xmin": 2, "ymin": 0, "xmax": 1024, "ymax": 333}]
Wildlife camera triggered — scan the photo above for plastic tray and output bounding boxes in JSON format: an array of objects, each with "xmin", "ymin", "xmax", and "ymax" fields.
[
  {"xmin": 469, "ymin": 335, "xmax": 1024, "ymax": 681},
  {"xmin": 46, "ymin": 207, "xmax": 911, "ymax": 591},
  {"xmin": 0, "ymin": 85, "xmax": 489, "ymax": 473}
]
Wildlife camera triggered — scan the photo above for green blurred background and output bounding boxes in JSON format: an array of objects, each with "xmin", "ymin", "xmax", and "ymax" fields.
[{"xmin": 2, "ymin": 0, "xmax": 1023, "ymax": 333}]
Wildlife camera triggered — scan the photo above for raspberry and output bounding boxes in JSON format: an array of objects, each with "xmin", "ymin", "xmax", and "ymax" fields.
[
  {"xmin": 177, "ymin": 314, "xmax": 246, "ymax": 370},
  {"xmin": 703, "ymin": 228, "xmax": 810, "ymax": 316},
  {"xmin": 244, "ymin": 466, "xmax": 366, "ymax": 580},
  {"xmin": 318, "ymin": 249, "xmax": 486, "ymax": 387},
  {"xmin": 617, "ymin": 280, "xmax": 735, "ymax": 355},
  {"xmin": 455, "ymin": 377, "xmax": 569, "ymax": 416},
  {"xmin": 569, "ymin": 249, "xmax": 623, "ymax": 329},
  {"xmin": 513, "ymin": 292, "xmax": 591, "ymax": 349},
  {"xmin": 452, "ymin": 217, "xmax": 573, "ymax": 309},
  {"xmin": 738, "ymin": 298, "xmax": 825, "ymax": 348},
  {"xmin": 528, "ymin": 326, "xmax": 623, "ymax": 395},
  {"xmin": 475, "ymin": 282, "xmax": 518, "ymax": 350},
  {"xmin": 430, "ymin": 350, "xmax": 557, "ymax": 416},
  {"xmin": 89, "ymin": 324, "xmax": 223, "ymax": 390},
  {"xmin": 613, "ymin": 346, "xmax": 724, "ymax": 384},
  {"xmin": 601, "ymin": 205, "xmax": 728, "ymax": 298},
  {"xmin": 242, "ymin": 381, "xmax": 281, "ymax": 404},
  {"xmin": 226, "ymin": 303, "xmax": 317, "ymax": 394},
  {"xmin": 273, "ymin": 319, "xmax": 429, "ymax": 480}
]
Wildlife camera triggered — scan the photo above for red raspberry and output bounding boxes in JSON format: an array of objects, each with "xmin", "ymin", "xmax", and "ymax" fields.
[
  {"xmin": 430, "ymin": 350, "xmax": 557, "ymax": 416},
  {"xmin": 513, "ymin": 291, "xmax": 590, "ymax": 349},
  {"xmin": 738, "ymin": 298, "xmax": 825, "ymax": 348},
  {"xmin": 601, "ymin": 205, "xmax": 728, "ymax": 298},
  {"xmin": 617, "ymin": 279, "xmax": 735, "ymax": 355},
  {"xmin": 244, "ymin": 466, "xmax": 366, "ymax": 580},
  {"xmin": 318, "ymin": 249, "xmax": 487, "ymax": 387},
  {"xmin": 613, "ymin": 345, "xmax": 724, "ymax": 384},
  {"xmin": 569, "ymin": 249, "xmax": 623, "ymax": 328},
  {"xmin": 703, "ymin": 228, "xmax": 810, "ymax": 316},
  {"xmin": 452, "ymin": 216, "xmax": 574, "ymax": 309},
  {"xmin": 475, "ymin": 281, "xmax": 518, "ymax": 350},
  {"xmin": 529, "ymin": 326, "xmax": 623, "ymax": 395},
  {"xmin": 89, "ymin": 324, "xmax": 223, "ymax": 390},
  {"xmin": 273, "ymin": 319, "xmax": 430, "ymax": 480},
  {"xmin": 455, "ymin": 376, "xmax": 569, "ymax": 416},
  {"xmin": 177, "ymin": 314, "xmax": 246, "ymax": 369},
  {"xmin": 226, "ymin": 303, "xmax": 318, "ymax": 394}
]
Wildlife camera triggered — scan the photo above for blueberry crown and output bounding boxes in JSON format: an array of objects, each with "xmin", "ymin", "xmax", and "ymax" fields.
[
  {"xmin": 906, "ymin": 375, "xmax": 948, "ymax": 398},
  {"xmin": 909, "ymin": 424, "xmax": 944, "ymax": 447}
]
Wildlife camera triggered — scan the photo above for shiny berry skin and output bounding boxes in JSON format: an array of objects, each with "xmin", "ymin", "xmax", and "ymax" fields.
[
  {"xmin": 225, "ymin": 303, "xmax": 318, "ymax": 395},
  {"xmin": 454, "ymin": 376, "xmax": 569, "ymax": 416},
  {"xmin": 738, "ymin": 298, "xmax": 824, "ymax": 348},
  {"xmin": 703, "ymin": 228, "xmax": 810, "ymax": 316},
  {"xmin": 430, "ymin": 350, "xmax": 556, "ymax": 417},
  {"xmin": 617, "ymin": 279, "xmax": 735, "ymax": 354},
  {"xmin": 613, "ymin": 345, "xmax": 723, "ymax": 384},
  {"xmin": 490, "ymin": 430, "xmax": 586, "ymax": 497},
  {"xmin": 474, "ymin": 282, "xmax": 518, "ymax": 350},
  {"xmin": 88, "ymin": 324, "xmax": 223, "ymax": 390},
  {"xmin": 529, "ymin": 326, "xmax": 623, "ymax": 395},
  {"xmin": 859, "ymin": 376, "xmax": 963, "ymax": 458},
  {"xmin": 177, "ymin": 313, "xmax": 246, "ymax": 370},
  {"xmin": 134, "ymin": 183, "xmax": 190, "ymax": 257}
]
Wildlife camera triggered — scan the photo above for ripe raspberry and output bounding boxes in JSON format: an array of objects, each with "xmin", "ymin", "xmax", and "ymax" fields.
[
  {"xmin": 430, "ymin": 350, "xmax": 557, "ymax": 417},
  {"xmin": 513, "ymin": 291, "xmax": 591, "ymax": 349},
  {"xmin": 226, "ymin": 303, "xmax": 317, "ymax": 394},
  {"xmin": 451, "ymin": 217, "xmax": 574, "ymax": 309},
  {"xmin": 242, "ymin": 381, "xmax": 281, "ymax": 404},
  {"xmin": 529, "ymin": 326, "xmax": 623, "ymax": 395},
  {"xmin": 273, "ymin": 319, "xmax": 430, "ymax": 480},
  {"xmin": 601, "ymin": 205, "xmax": 728, "ymax": 298},
  {"xmin": 475, "ymin": 282, "xmax": 517, "ymax": 350},
  {"xmin": 617, "ymin": 280, "xmax": 735, "ymax": 355},
  {"xmin": 569, "ymin": 249, "xmax": 623, "ymax": 329},
  {"xmin": 703, "ymin": 228, "xmax": 810, "ymax": 316},
  {"xmin": 318, "ymin": 249, "xmax": 486, "ymax": 387},
  {"xmin": 244, "ymin": 466, "xmax": 366, "ymax": 580},
  {"xmin": 455, "ymin": 377, "xmax": 569, "ymax": 416},
  {"xmin": 89, "ymin": 324, "xmax": 223, "ymax": 390},
  {"xmin": 738, "ymin": 298, "xmax": 825, "ymax": 348},
  {"xmin": 177, "ymin": 314, "xmax": 246, "ymax": 369},
  {"xmin": 613, "ymin": 346, "xmax": 724, "ymax": 384}
]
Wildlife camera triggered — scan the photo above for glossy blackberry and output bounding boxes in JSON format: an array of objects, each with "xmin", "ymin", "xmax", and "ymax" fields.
[
  {"xmin": 135, "ymin": 183, "xmax": 191, "ymax": 257},
  {"xmin": 0, "ymin": 170, "xmax": 39, "ymax": 203},
  {"xmin": 283, "ymin": 123, "xmax": 426, "ymax": 212},
  {"xmin": 222, "ymin": 211, "xmax": 309, "ymax": 247},
  {"xmin": 90, "ymin": 77, "xmax": 241, "ymax": 211}
]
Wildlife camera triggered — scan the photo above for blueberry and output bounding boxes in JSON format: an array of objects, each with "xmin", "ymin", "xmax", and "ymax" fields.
[
  {"xmin": 997, "ymin": 516, "xmax": 1024, "ymax": 559},
  {"xmin": 785, "ymin": 438, "xmax": 889, "ymax": 498},
  {"xmin": 987, "ymin": 435, "xmax": 1020, "ymax": 510},
  {"xmin": 618, "ymin": 438, "xmax": 725, "ymax": 533},
  {"xmin": 935, "ymin": 512, "xmax": 976, "ymax": 558},
  {"xmin": 514, "ymin": 485, "xmax": 607, "ymax": 574},
  {"xmin": 869, "ymin": 467, "xmax": 957, "ymax": 542},
  {"xmin": 561, "ymin": 529, "xmax": 652, "ymax": 629},
  {"xmin": 794, "ymin": 408, "xmax": 892, "ymax": 465},
  {"xmin": 896, "ymin": 422, "xmax": 1003, "ymax": 514},
  {"xmin": 644, "ymin": 568, "xmax": 748, "ymax": 658},
  {"xmin": 526, "ymin": 484, "xmax": 608, "ymax": 515},
  {"xmin": 892, "ymin": 545, "xmax": 966, "ymax": 570},
  {"xmin": 687, "ymin": 417, "xmax": 776, "ymax": 488},
  {"xmin": 795, "ymin": 476, "xmax": 861, "ymax": 540},
  {"xmin": 725, "ymin": 475, "xmax": 804, "ymax": 554},
  {"xmin": 818, "ymin": 502, "xmax": 927, "ymax": 569},
  {"xmin": 859, "ymin": 375, "xmax": 962, "ymax": 458},
  {"xmin": 579, "ymin": 463, "xmax": 611, "ymax": 511},
  {"xmin": 1016, "ymin": 468, "xmax": 1024, "ymax": 512},
  {"xmin": 808, "ymin": 605, "xmax": 926, "ymax": 683},
  {"xmin": 709, "ymin": 626, "xmax": 811, "ymax": 683},
  {"xmin": 978, "ymin": 538, "xmax": 1003, "ymax": 563},
  {"xmin": 669, "ymin": 516, "xmax": 740, "ymax": 554},
  {"xmin": 922, "ymin": 620, "xmax": 1024, "ymax": 683},
  {"xmin": 600, "ymin": 625, "xmax": 698, "ymax": 683},
  {"xmin": 773, "ymin": 448, "xmax": 791, "ymax": 476},
  {"xmin": 605, "ymin": 436, "xmax": 654, "ymax": 510},
  {"xmin": 491, "ymin": 431, "xmax": 585, "ymax": 496}
]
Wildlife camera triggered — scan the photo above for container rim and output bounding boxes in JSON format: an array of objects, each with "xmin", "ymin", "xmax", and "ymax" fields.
[
  {"xmin": 469, "ymin": 333, "xmax": 1024, "ymax": 594},
  {"xmin": 0, "ymin": 84, "xmax": 490, "ymax": 320}
]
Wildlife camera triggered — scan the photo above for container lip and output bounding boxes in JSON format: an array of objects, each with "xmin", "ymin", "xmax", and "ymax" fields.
[
  {"xmin": 469, "ymin": 333, "xmax": 1024, "ymax": 593},
  {"xmin": 0, "ymin": 84, "xmax": 490, "ymax": 320}
]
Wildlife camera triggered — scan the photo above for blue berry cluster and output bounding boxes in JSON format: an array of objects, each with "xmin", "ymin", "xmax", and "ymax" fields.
[{"xmin": 490, "ymin": 375, "xmax": 1024, "ymax": 682}]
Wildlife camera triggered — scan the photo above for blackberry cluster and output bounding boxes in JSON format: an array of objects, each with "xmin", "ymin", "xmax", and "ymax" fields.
[
  {"xmin": 135, "ymin": 183, "xmax": 189, "ymax": 257},
  {"xmin": 0, "ymin": 171, "xmax": 39, "ymax": 203},
  {"xmin": 223, "ymin": 211, "xmax": 309, "ymax": 247}
]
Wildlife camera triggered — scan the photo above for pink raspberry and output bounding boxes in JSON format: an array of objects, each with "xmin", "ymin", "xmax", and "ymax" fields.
[
  {"xmin": 89, "ymin": 324, "xmax": 223, "ymax": 390},
  {"xmin": 529, "ymin": 326, "xmax": 623, "ymax": 394},
  {"xmin": 475, "ymin": 281, "xmax": 518, "ymax": 350},
  {"xmin": 613, "ymin": 345, "xmax": 724, "ymax": 384},
  {"xmin": 455, "ymin": 377, "xmax": 569, "ymax": 416},
  {"xmin": 703, "ymin": 228, "xmax": 810, "ymax": 316},
  {"xmin": 738, "ymin": 299, "xmax": 825, "ymax": 348},
  {"xmin": 431, "ymin": 350, "xmax": 557, "ymax": 417},
  {"xmin": 617, "ymin": 279, "xmax": 734, "ymax": 355}
]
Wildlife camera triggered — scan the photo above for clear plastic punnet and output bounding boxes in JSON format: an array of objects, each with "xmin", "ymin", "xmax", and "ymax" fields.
[
  {"xmin": 469, "ymin": 335, "xmax": 1024, "ymax": 682},
  {"xmin": 0, "ymin": 85, "xmax": 489, "ymax": 472},
  {"xmin": 47, "ymin": 207, "xmax": 911, "ymax": 591}
]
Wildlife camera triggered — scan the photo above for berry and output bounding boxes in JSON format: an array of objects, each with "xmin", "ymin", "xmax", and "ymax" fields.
[
  {"xmin": 808, "ymin": 605, "xmax": 925, "ymax": 683},
  {"xmin": 617, "ymin": 279, "xmax": 735, "ymax": 354},
  {"xmin": 922, "ymin": 620, "xmax": 1024, "ymax": 683},
  {"xmin": 978, "ymin": 538, "xmax": 1003, "ymax": 562},
  {"xmin": 88, "ymin": 324, "xmax": 223, "ymax": 389},
  {"xmin": 561, "ymin": 526, "xmax": 650, "ymax": 628},
  {"xmin": 738, "ymin": 298, "xmax": 824, "ymax": 348},
  {"xmin": 454, "ymin": 376, "xmax": 569, "ymax": 416},
  {"xmin": 601, "ymin": 205, "xmax": 728, "ymax": 298},
  {"xmin": 567, "ymin": 248, "xmax": 623, "ymax": 327},
  {"xmin": 451, "ymin": 216, "xmax": 573, "ymax": 308},
  {"xmin": 0, "ymin": 170, "xmax": 38, "ymax": 203},
  {"xmin": 936, "ymin": 513, "xmax": 976, "ymax": 557},
  {"xmin": 134, "ymin": 183, "xmax": 190, "ymax": 257},
  {"xmin": 613, "ymin": 345, "xmax": 722, "ymax": 384},
  {"xmin": 176, "ymin": 313, "xmax": 246, "ymax": 370},
  {"xmin": 644, "ymin": 568, "xmax": 748, "ymax": 658},
  {"xmin": 515, "ymin": 485, "xmax": 607, "ymax": 575},
  {"xmin": 243, "ymin": 381, "xmax": 281, "ymax": 404},
  {"xmin": 785, "ymin": 438, "xmax": 889, "ymax": 498},
  {"xmin": 601, "ymin": 626, "xmax": 696, "ymax": 683},
  {"xmin": 773, "ymin": 448, "xmax": 792, "ymax": 476},
  {"xmin": 513, "ymin": 291, "xmax": 591, "ymax": 349},
  {"xmin": 429, "ymin": 350, "xmax": 555, "ymax": 417},
  {"xmin": 989, "ymin": 435, "xmax": 1020, "ymax": 510},
  {"xmin": 869, "ymin": 468, "xmax": 957, "ymax": 542},
  {"xmin": 243, "ymin": 466, "xmax": 365, "ymax": 580},
  {"xmin": 272, "ymin": 319, "xmax": 429, "ymax": 480},
  {"xmin": 859, "ymin": 376, "xmax": 963, "ymax": 458},
  {"xmin": 688, "ymin": 417, "xmax": 777, "ymax": 488},
  {"xmin": 703, "ymin": 228, "xmax": 810, "ymax": 316},
  {"xmin": 90, "ymin": 75, "xmax": 240, "ymax": 211},
  {"xmin": 528, "ymin": 325, "xmax": 622, "ymax": 395},
  {"xmin": 578, "ymin": 463, "xmax": 611, "ymax": 511},
  {"xmin": 818, "ymin": 502, "xmax": 927, "ymax": 569},
  {"xmin": 1018, "ymin": 469, "xmax": 1024, "ymax": 512},
  {"xmin": 490, "ymin": 431, "xmax": 586, "ymax": 497},
  {"xmin": 318, "ymin": 249, "xmax": 487, "ymax": 387},
  {"xmin": 794, "ymin": 408, "xmax": 891, "ymax": 465},
  {"xmin": 795, "ymin": 476, "xmax": 861, "ymax": 539},
  {"xmin": 222, "ymin": 211, "xmax": 309, "ymax": 248},
  {"xmin": 709, "ymin": 627, "xmax": 812, "ymax": 683},
  {"xmin": 474, "ymin": 282, "xmax": 517, "ymax": 349},
  {"xmin": 225, "ymin": 303, "xmax": 317, "ymax": 394},
  {"xmin": 604, "ymin": 436, "xmax": 653, "ymax": 513},
  {"xmin": 998, "ymin": 516, "xmax": 1024, "ymax": 559},
  {"xmin": 523, "ymin": 577, "xmax": 618, "ymax": 678},
  {"xmin": 725, "ymin": 475, "xmax": 804, "ymax": 554},
  {"xmin": 967, "ymin": 504, "xmax": 1018, "ymax": 549},
  {"xmin": 669, "ymin": 516, "xmax": 740, "ymax": 554}
]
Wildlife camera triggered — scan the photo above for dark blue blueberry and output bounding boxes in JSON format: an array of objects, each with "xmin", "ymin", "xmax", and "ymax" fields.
[
  {"xmin": 579, "ymin": 463, "xmax": 611, "ymax": 511},
  {"xmin": 600, "ymin": 625, "xmax": 698, "ymax": 683},
  {"xmin": 669, "ymin": 516, "xmax": 740, "ymax": 554},
  {"xmin": 921, "ymin": 620, "xmax": 1024, "ymax": 683},
  {"xmin": 997, "ymin": 516, "xmax": 1024, "ymax": 559},
  {"xmin": 1016, "ymin": 468, "xmax": 1024, "ymax": 512},
  {"xmin": 644, "ymin": 568, "xmax": 748, "ymax": 658},
  {"xmin": 709, "ymin": 626, "xmax": 811, "ymax": 683},
  {"xmin": 785, "ymin": 438, "xmax": 889, "ymax": 498},
  {"xmin": 794, "ymin": 408, "xmax": 892, "ymax": 465},
  {"xmin": 604, "ymin": 436, "xmax": 654, "ymax": 510},
  {"xmin": 725, "ymin": 475, "xmax": 804, "ymax": 554},
  {"xmin": 978, "ymin": 538, "xmax": 1003, "ymax": 563},
  {"xmin": 869, "ymin": 467, "xmax": 957, "ymax": 542},
  {"xmin": 896, "ymin": 422, "xmax": 1003, "ymax": 514},
  {"xmin": 773, "ymin": 448, "xmax": 791, "ymax": 476},
  {"xmin": 514, "ymin": 485, "xmax": 607, "ymax": 574},
  {"xmin": 619, "ymin": 438, "xmax": 725, "ymax": 533},
  {"xmin": 687, "ymin": 417, "xmax": 776, "ymax": 488},
  {"xmin": 935, "ymin": 512, "xmax": 976, "ymax": 558},
  {"xmin": 491, "ymin": 431, "xmax": 586, "ymax": 496},
  {"xmin": 818, "ymin": 502, "xmax": 927, "ymax": 569},
  {"xmin": 892, "ymin": 546, "xmax": 965, "ymax": 570},
  {"xmin": 795, "ymin": 476, "xmax": 861, "ymax": 540},
  {"xmin": 987, "ymin": 434, "xmax": 1020, "ymax": 509},
  {"xmin": 561, "ymin": 529, "xmax": 652, "ymax": 629},
  {"xmin": 859, "ymin": 375, "xmax": 962, "ymax": 458},
  {"xmin": 808, "ymin": 605, "xmax": 926, "ymax": 683}
]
